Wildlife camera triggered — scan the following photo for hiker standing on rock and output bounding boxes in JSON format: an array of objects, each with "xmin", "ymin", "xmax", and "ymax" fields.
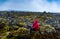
[{"xmin": 30, "ymin": 18, "xmax": 40, "ymax": 34}]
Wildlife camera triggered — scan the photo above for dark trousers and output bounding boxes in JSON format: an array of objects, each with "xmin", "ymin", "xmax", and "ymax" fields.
[
  {"xmin": 30, "ymin": 28, "xmax": 41, "ymax": 34},
  {"xmin": 30, "ymin": 28, "xmax": 36, "ymax": 34}
]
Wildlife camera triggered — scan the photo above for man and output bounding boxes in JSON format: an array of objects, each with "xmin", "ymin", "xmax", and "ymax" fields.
[{"xmin": 30, "ymin": 18, "xmax": 40, "ymax": 34}]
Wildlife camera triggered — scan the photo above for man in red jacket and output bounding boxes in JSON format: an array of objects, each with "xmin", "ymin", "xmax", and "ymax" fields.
[{"xmin": 30, "ymin": 18, "xmax": 40, "ymax": 34}]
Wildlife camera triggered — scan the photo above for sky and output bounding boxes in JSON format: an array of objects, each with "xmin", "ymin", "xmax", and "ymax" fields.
[{"xmin": 0, "ymin": 0, "xmax": 60, "ymax": 12}]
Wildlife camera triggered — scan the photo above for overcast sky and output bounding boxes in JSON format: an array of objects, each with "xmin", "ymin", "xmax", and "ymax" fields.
[{"xmin": 0, "ymin": 0, "xmax": 60, "ymax": 12}]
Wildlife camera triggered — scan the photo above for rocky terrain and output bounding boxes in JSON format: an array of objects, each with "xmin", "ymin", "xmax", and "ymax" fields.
[{"xmin": 0, "ymin": 11, "xmax": 60, "ymax": 39}]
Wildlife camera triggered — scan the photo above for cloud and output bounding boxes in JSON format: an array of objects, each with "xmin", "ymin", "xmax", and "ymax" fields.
[
  {"xmin": 29, "ymin": 0, "xmax": 60, "ymax": 12},
  {"xmin": 0, "ymin": 0, "xmax": 60, "ymax": 12}
]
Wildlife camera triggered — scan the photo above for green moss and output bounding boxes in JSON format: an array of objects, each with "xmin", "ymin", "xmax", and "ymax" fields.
[{"xmin": 1, "ymin": 32, "xmax": 10, "ymax": 39}]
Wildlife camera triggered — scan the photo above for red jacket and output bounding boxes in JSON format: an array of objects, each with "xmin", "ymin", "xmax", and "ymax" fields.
[{"xmin": 32, "ymin": 19, "xmax": 40, "ymax": 31}]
